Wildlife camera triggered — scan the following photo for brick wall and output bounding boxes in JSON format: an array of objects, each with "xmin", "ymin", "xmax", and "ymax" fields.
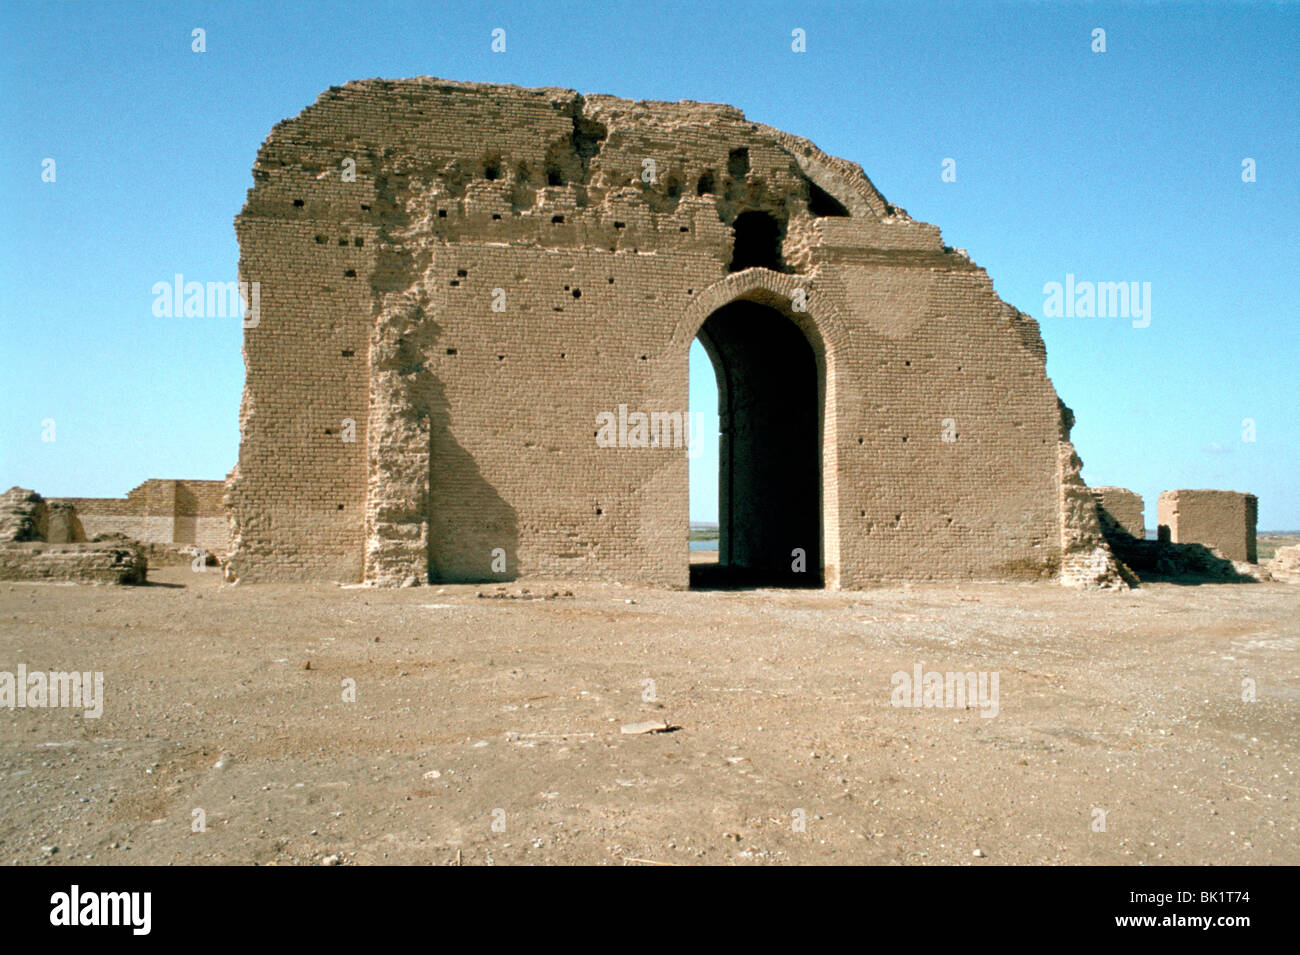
[
  {"xmin": 226, "ymin": 78, "xmax": 1115, "ymax": 588},
  {"xmin": 51, "ymin": 479, "xmax": 229, "ymax": 555},
  {"xmin": 1089, "ymin": 486, "xmax": 1144, "ymax": 540},
  {"xmin": 1157, "ymin": 490, "xmax": 1258, "ymax": 563}
]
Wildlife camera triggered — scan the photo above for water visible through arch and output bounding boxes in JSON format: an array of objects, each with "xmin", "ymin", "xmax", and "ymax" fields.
[{"xmin": 689, "ymin": 299, "xmax": 822, "ymax": 588}]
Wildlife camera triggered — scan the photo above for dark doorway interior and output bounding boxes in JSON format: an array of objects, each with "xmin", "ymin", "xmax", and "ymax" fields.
[
  {"xmin": 692, "ymin": 299, "xmax": 822, "ymax": 588},
  {"xmin": 728, "ymin": 211, "xmax": 785, "ymax": 272}
]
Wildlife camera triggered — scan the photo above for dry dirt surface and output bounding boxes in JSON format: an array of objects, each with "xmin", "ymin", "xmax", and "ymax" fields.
[{"xmin": 1, "ymin": 566, "xmax": 1296, "ymax": 866}]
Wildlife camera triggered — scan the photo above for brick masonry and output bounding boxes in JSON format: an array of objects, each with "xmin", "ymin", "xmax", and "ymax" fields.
[
  {"xmin": 1089, "ymin": 486, "xmax": 1145, "ymax": 540},
  {"xmin": 0, "ymin": 542, "xmax": 146, "ymax": 585},
  {"xmin": 50, "ymin": 479, "xmax": 228, "ymax": 556},
  {"xmin": 1157, "ymin": 490, "xmax": 1258, "ymax": 564},
  {"xmin": 225, "ymin": 77, "xmax": 1127, "ymax": 589}
]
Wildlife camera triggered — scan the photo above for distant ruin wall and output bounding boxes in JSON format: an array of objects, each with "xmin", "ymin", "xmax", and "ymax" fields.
[
  {"xmin": 1270, "ymin": 544, "xmax": 1300, "ymax": 583},
  {"xmin": 1157, "ymin": 490, "xmax": 1258, "ymax": 563},
  {"xmin": 51, "ymin": 479, "xmax": 229, "ymax": 555},
  {"xmin": 1089, "ymin": 486, "xmax": 1144, "ymax": 540}
]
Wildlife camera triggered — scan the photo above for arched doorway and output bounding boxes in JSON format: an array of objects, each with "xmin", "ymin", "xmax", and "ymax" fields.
[{"xmin": 691, "ymin": 298, "xmax": 823, "ymax": 588}]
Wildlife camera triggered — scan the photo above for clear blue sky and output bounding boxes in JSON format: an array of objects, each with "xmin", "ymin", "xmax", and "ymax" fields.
[{"xmin": 2, "ymin": 1, "xmax": 1296, "ymax": 528}]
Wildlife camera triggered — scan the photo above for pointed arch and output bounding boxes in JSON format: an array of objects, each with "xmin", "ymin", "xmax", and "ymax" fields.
[{"xmin": 674, "ymin": 269, "xmax": 846, "ymax": 588}]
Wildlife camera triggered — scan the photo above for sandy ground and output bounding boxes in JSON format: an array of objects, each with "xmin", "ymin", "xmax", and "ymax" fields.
[{"xmin": 1, "ymin": 562, "xmax": 1296, "ymax": 866}]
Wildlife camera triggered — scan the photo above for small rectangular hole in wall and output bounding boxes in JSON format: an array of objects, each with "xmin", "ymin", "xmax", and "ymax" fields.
[
  {"xmin": 438, "ymin": 209, "xmax": 447, "ymax": 218},
  {"xmin": 338, "ymin": 238, "xmax": 348, "ymax": 246},
  {"xmin": 293, "ymin": 199, "xmax": 304, "ymax": 207},
  {"xmin": 679, "ymin": 226, "xmax": 689, "ymax": 232},
  {"xmin": 445, "ymin": 348, "xmax": 457, "ymax": 355},
  {"xmin": 360, "ymin": 203, "xmax": 370, "ymax": 211},
  {"xmin": 450, "ymin": 280, "xmax": 459, "ymax": 286},
  {"xmin": 613, "ymin": 221, "xmax": 625, "ymax": 229},
  {"xmin": 315, "ymin": 235, "xmax": 327, "ymax": 244},
  {"xmin": 341, "ymin": 349, "xmax": 354, "ymax": 357},
  {"xmin": 552, "ymin": 215, "xmax": 565, "ymax": 224},
  {"xmin": 343, "ymin": 269, "xmax": 357, "ymax": 277},
  {"xmin": 457, "ymin": 269, "xmax": 468, "ymax": 277},
  {"xmin": 354, "ymin": 237, "xmax": 364, "ymax": 247},
  {"xmin": 492, "ymin": 213, "xmax": 502, "ymax": 220}
]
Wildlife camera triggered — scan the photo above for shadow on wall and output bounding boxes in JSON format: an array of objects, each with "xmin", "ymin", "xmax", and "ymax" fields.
[
  {"xmin": 47, "ymin": 503, "xmax": 86, "ymax": 543},
  {"xmin": 174, "ymin": 483, "xmax": 198, "ymax": 545},
  {"xmin": 1097, "ymin": 510, "xmax": 1256, "ymax": 585},
  {"xmin": 425, "ymin": 401, "xmax": 518, "ymax": 585},
  {"xmin": 366, "ymin": 270, "xmax": 519, "ymax": 585}
]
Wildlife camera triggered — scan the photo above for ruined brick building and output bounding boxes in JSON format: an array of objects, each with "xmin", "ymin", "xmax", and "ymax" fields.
[{"xmin": 224, "ymin": 78, "xmax": 1128, "ymax": 589}]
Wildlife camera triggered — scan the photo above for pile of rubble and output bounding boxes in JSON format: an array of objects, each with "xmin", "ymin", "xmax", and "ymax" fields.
[
  {"xmin": 1268, "ymin": 545, "xmax": 1300, "ymax": 583},
  {"xmin": 0, "ymin": 540, "xmax": 146, "ymax": 584},
  {"xmin": 89, "ymin": 532, "xmax": 218, "ymax": 568},
  {"xmin": 0, "ymin": 486, "xmax": 47, "ymax": 542},
  {"xmin": 0, "ymin": 487, "xmax": 147, "ymax": 584},
  {"xmin": 1103, "ymin": 531, "xmax": 1260, "ymax": 584}
]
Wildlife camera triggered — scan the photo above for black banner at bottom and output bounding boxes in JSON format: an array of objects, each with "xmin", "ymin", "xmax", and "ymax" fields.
[{"xmin": 0, "ymin": 863, "xmax": 1283, "ymax": 941}]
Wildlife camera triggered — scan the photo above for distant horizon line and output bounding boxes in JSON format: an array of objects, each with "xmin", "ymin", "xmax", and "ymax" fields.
[{"xmin": 687, "ymin": 522, "xmax": 1300, "ymax": 537}]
